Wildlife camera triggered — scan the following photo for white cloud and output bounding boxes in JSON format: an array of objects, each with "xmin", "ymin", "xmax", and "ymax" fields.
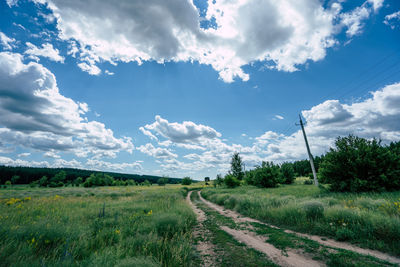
[
  {"xmin": 340, "ymin": 5, "xmax": 371, "ymax": 37},
  {"xmin": 105, "ymin": 70, "xmax": 114, "ymax": 76},
  {"xmin": 17, "ymin": 152, "xmax": 30, "ymax": 157},
  {"xmin": 85, "ymin": 159, "xmax": 142, "ymax": 171},
  {"xmin": 143, "ymin": 115, "xmax": 221, "ymax": 144},
  {"xmin": 0, "ymin": 156, "xmax": 50, "ymax": 168},
  {"xmin": 24, "ymin": 42, "xmax": 65, "ymax": 63},
  {"xmin": 77, "ymin": 62, "xmax": 101, "ymax": 75},
  {"xmin": 367, "ymin": 0, "xmax": 384, "ymax": 11},
  {"xmin": 14, "ymin": 0, "xmax": 380, "ymax": 82},
  {"xmin": 139, "ymin": 82, "xmax": 400, "ymax": 174},
  {"xmin": 0, "ymin": 51, "xmax": 133, "ymax": 158},
  {"xmin": 0, "ymin": 32, "xmax": 16, "ymax": 50},
  {"xmin": 275, "ymin": 115, "xmax": 284, "ymax": 120},
  {"xmin": 137, "ymin": 143, "xmax": 177, "ymax": 159},
  {"xmin": 384, "ymin": 10, "xmax": 400, "ymax": 29}
]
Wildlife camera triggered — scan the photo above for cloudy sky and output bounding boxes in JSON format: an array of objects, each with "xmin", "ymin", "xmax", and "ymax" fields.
[{"xmin": 0, "ymin": 0, "xmax": 399, "ymax": 179}]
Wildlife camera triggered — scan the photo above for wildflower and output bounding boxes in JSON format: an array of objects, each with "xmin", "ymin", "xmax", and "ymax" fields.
[
  {"xmin": 342, "ymin": 223, "xmax": 346, "ymax": 226},
  {"xmin": 115, "ymin": 229, "xmax": 121, "ymax": 234},
  {"xmin": 329, "ymin": 223, "xmax": 333, "ymax": 226},
  {"xmin": 24, "ymin": 197, "xmax": 31, "ymax": 201},
  {"xmin": 147, "ymin": 210, "xmax": 153, "ymax": 215}
]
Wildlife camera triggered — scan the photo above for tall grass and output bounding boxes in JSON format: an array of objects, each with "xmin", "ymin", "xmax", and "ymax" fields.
[
  {"xmin": 0, "ymin": 185, "xmax": 196, "ymax": 266},
  {"xmin": 202, "ymin": 183, "xmax": 400, "ymax": 256}
]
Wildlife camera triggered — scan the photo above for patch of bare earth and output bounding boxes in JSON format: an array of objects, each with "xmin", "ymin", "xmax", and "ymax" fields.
[
  {"xmin": 194, "ymin": 191, "xmax": 325, "ymax": 267},
  {"xmin": 186, "ymin": 191, "xmax": 216, "ymax": 267},
  {"xmin": 198, "ymin": 191, "xmax": 400, "ymax": 265}
]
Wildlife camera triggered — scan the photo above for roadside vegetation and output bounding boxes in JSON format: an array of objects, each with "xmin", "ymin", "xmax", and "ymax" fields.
[
  {"xmin": 203, "ymin": 135, "xmax": 400, "ymax": 257},
  {"xmin": 0, "ymin": 185, "xmax": 197, "ymax": 266}
]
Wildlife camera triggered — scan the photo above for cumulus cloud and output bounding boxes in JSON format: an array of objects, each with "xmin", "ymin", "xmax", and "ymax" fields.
[
  {"xmin": 0, "ymin": 51, "xmax": 133, "ymax": 158},
  {"xmin": 7, "ymin": 0, "xmax": 380, "ymax": 82},
  {"xmin": 142, "ymin": 115, "xmax": 221, "ymax": 144},
  {"xmin": 0, "ymin": 32, "xmax": 16, "ymax": 50},
  {"xmin": 137, "ymin": 143, "xmax": 177, "ymax": 159},
  {"xmin": 85, "ymin": 159, "xmax": 142, "ymax": 171},
  {"xmin": 139, "ymin": 82, "xmax": 400, "ymax": 174},
  {"xmin": 24, "ymin": 42, "xmax": 65, "ymax": 63}
]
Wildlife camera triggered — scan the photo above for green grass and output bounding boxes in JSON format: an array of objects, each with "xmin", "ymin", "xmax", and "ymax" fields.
[
  {"xmin": 202, "ymin": 180, "xmax": 400, "ymax": 256},
  {"xmin": 0, "ymin": 185, "xmax": 197, "ymax": 266}
]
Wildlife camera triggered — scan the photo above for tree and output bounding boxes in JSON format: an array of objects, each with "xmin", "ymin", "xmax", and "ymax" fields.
[
  {"xmin": 230, "ymin": 152, "xmax": 244, "ymax": 180},
  {"xmin": 11, "ymin": 175, "xmax": 20, "ymax": 185},
  {"xmin": 252, "ymin": 162, "xmax": 280, "ymax": 188},
  {"xmin": 142, "ymin": 180, "xmax": 151, "ymax": 186},
  {"xmin": 39, "ymin": 176, "xmax": 48, "ymax": 187},
  {"xmin": 51, "ymin": 171, "xmax": 66, "ymax": 184},
  {"xmin": 181, "ymin": 177, "xmax": 192, "ymax": 185},
  {"xmin": 280, "ymin": 163, "xmax": 295, "ymax": 184},
  {"xmin": 157, "ymin": 177, "xmax": 168, "ymax": 186},
  {"xmin": 74, "ymin": 177, "xmax": 83, "ymax": 186},
  {"xmin": 319, "ymin": 135, "xmax": 400, "ymax": 192}
]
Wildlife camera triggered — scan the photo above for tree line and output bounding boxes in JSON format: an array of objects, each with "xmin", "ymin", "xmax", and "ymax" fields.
[
  {"xmin": 0, "ymin": 166, "xmax": 181, "ymax": 186},
  {"xmin": 216, "ymin": 135, "xmax": 400, "ymax": 192}
]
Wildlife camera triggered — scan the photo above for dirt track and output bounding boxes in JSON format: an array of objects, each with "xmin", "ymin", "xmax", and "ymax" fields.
[
  {"xmin": 197, "ymin": 191, "xmax": 400, "ymax": 266},
  {"xmin": 188, "ymin": 191, "xmax": 325, "ymax": 267}
]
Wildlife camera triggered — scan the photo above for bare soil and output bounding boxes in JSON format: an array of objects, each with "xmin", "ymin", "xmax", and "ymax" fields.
[{"xmin": 186, "ymin": 191, "xmax": 216, "ymax": 267}]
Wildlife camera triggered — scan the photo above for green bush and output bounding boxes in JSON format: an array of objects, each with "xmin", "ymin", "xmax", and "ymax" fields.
[
  {"xmin": 251, "ymin": 162, "xmax": 280, "ymax": 188},
  {"xmin": 280, "ymin": 163, "xmax": 295, "ymax": 184},
  {"xmin": 181, "ymin": 177, "xmax": 192, "ymax": 185},
  {"xmin": 319, "ymin": 135, "xmax": 400, "ymax": 192},
  {"xmin": 224, "ymin": 174, "xmax": 240, "ymax": 188},
  {"xmin": 303, "ymin": 201, "xmax": 324, "ymax": 220}
]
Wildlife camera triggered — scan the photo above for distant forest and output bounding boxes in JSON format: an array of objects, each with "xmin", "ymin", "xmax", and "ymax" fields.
[{"xmin": 0, "ymin": 166, "xmax": 181, "ymax": 185}]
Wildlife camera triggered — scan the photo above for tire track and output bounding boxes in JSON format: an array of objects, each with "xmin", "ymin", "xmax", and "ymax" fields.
[
  {"xmin": 198, "ymin": 191, "xmax": 400, "ymax": 266},
  {"xmin": 189, "ymin": 191, "xmax": 325, "ymax": 267}
]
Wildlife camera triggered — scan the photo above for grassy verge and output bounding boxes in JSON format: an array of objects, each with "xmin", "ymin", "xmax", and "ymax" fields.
[
  {"xmin": 190, "ymin": 191, "xmax": 278, "ymax": 267},
  {"xmin": 0, "ymin": 185, "xmax": 196, "ymax": 266},
  {"xmin": 201, "ymin": 182, "xmax": 400, "ymax": 256}
]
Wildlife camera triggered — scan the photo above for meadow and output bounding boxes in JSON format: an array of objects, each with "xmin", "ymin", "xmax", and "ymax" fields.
[
  {"xmin": 201, "ymin": 178, "xmax": 400, "ymax": 256},
  {"xmin": 0, "ymin": 185, "xmax": 198, "ymax": 267}
]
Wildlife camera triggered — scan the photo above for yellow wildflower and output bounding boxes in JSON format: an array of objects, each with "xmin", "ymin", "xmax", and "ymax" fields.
[{"xmin": 115, "ymin": 229, "xmax": 121, "ymax": 234}]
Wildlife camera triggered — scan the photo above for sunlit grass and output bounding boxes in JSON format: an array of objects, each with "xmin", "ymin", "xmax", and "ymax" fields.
[
  {"xmin": 0, "ymin": 185, "xmax": 196, "ymax": 266},
  {"xmin": 202, "ymin": 179, "xmax": 400, "ymax": 256}
]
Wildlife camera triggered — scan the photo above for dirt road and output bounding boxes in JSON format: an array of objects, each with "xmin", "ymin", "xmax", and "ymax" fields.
[{"xmin": 197, "ymin": 191, "xmax": 400, "ymax": 266}]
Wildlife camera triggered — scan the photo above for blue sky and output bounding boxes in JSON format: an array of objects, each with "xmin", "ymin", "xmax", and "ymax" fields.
[{"xmin": 0, "ymin": 0, "xmax": 400, "ymax": 179}]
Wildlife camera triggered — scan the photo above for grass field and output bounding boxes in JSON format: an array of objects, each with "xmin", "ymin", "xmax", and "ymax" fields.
[
  {"xmin": 201, "ymin": 179, "xmax": 400, "ymax": 256},
  {"xmin": 1, "ymin": 181, "xmax": 399, "ymax": 266},
  {"xmin": 0, "ymin": 185, "xmax": 198, "ymax": 267}
]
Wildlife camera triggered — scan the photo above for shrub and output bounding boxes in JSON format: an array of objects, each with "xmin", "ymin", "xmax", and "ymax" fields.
[
  {"xmin": 39, "ymin": 176, "xmax": 48, "ymax": 187},
  {"xmin": 280, "ymin": 163, "xmax": 295, "ymax": 184},
  {"xmin": 251, "ymin": 162, "xmax": 280, "ymax": 188},
  {"xmin": 224, "ymin": 174, "xmax": 240, "ymax": 188},
  {"xmin": 319, "ymin": 135, "xmax": 400, "ymax": 192},
  {"xmin": 181, "ymin": 177, "xmax": 192, "ymax": 185},
  {"xmin": 304, "ymin": 179, "xmax": 314, "ymax": 185},
  {"xmin": 303, "ymin": 201, "xmax": 324, "ymax": 220},
  {"xmin": 5, "ymin": 180, "xmax": 11, "ymax": 186}
]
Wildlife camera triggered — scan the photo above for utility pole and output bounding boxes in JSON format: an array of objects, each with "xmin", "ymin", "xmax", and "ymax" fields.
[{"xmin": 298, "ymin": 114, "xmax": 319, "ymax": 187}]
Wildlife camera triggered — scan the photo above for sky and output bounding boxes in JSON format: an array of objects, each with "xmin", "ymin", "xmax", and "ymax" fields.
[{"xmin": 0, "ymin": 0, "xmax": 400, "ymax": 180}]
